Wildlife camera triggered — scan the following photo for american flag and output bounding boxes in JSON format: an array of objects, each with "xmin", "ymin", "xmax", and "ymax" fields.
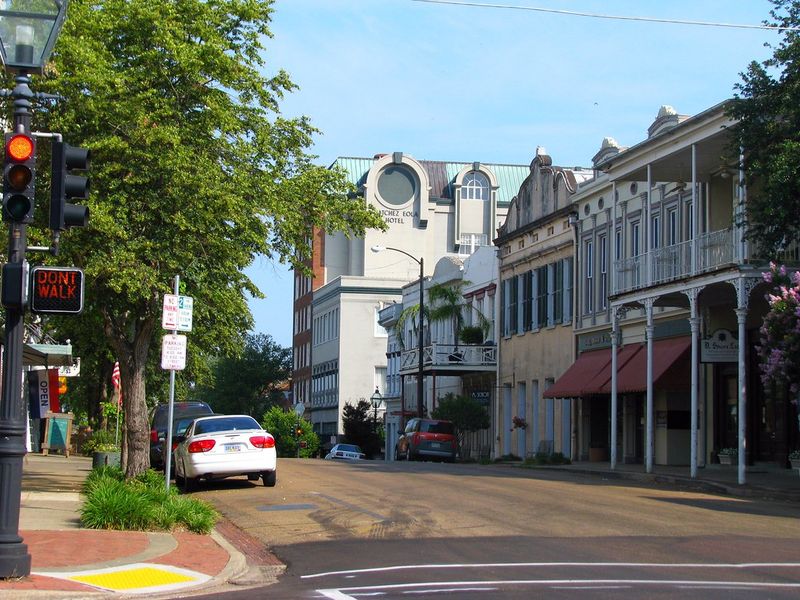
[{"xmin": 112, "ymin": 361, "xmax": 122, "ymax": 405}]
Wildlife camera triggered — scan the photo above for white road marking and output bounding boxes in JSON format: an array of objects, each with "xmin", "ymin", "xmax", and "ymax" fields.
[
  {"xmin": 317, "ymin": 578, "xmax": 800, "ymax": 597},
  {"xmin": 302, "ymin": 561, "xmax": 800, "ymax": 579}
]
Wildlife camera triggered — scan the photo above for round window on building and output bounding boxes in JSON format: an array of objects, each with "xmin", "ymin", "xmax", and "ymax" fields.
[{"xmin": 377, "ymin": 165, "xmax": 417, "ymax": 207}]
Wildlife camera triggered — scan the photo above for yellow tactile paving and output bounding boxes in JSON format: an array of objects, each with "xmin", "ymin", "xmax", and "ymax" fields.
[
  {"xmin": 71, "ymin": 566, "xmax": 195, "ymax": 590},
  {"xmin": 38, "ymin": 562, "xmax": 212, "ymax": 594}
]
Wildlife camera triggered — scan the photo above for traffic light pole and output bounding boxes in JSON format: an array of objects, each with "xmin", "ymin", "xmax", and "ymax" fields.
[{"xmin": 0, "ymin": 72, "xmax": 34, "ymax": 577}]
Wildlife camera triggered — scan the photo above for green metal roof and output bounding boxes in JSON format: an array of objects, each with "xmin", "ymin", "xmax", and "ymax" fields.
[{"xmin": 330, "ymin": 156, "xmax": 528, "ymax": 206}]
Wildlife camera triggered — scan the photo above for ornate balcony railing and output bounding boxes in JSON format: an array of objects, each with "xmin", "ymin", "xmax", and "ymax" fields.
[
  {"xmin": 399, "ymin": 343, "xmax": 497, "ymax": 374},
  {"xmin": 614, "ymin": 227, "xmax": 735, "ymax": 294}
]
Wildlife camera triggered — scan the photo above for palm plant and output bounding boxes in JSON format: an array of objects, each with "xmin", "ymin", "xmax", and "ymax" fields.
[
  {"xmin": 395, "ymin": 281, "xmax": 491, "ymax": 351},
  {"xmin": 427, "ymin": 282, "xmax": 490, "ymax": 350},
  {"xmin": 395, "ymin": 303, "xmax": 428, "ymax": 351}
]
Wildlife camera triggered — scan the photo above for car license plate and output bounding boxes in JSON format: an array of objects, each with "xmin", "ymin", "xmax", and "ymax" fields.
[
  {"xmin": 431, "ymin": 442, "xmax": 440, "ymax": 449},
  {"xmin": 224, "ymin": 444, "xmax": 242, "ymax": 453}
]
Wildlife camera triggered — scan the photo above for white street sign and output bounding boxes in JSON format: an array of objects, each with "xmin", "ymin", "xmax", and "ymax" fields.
[
  {"xmin": 161, "ymin": 334, "xmax": 187, "ymax": 370},
  {"xmin": 58, "ymin": 358, "xmax": 81, "ymax": 377},
  {"xmin": 162, "ymin": 294, "xmax": 193, "ymax": 332},
  {"xmin": 294, "ymin": 403, "xmax": 305, "ymax": 417}
]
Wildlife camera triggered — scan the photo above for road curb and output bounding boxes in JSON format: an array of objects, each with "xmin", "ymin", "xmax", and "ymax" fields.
[{"xmin": 524, "ymin": 465, "xmax": 800, "ymax": 503}]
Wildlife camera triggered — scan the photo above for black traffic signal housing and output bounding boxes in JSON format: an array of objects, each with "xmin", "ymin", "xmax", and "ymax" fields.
[
  {"xmin": 295, "ymin": 426, "xmax": 303, "ymax": 437},
  {"xmin": 3, "ymin": 133, "xmax": 36, "ymax": 223},
  {"xmin": 50, "ymin": 140, "xmax": 89, "ymax": 230}
]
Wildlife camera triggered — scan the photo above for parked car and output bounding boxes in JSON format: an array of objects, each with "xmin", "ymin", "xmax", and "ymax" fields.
[
  {"xmin": 162, "ymin": 413, "xmax": 217, "ymax": 474},
  {"xmin": 149, "ymin": 401, "xmax": 213, "ymax": 470},
  {"xmin": 324, "ymin": 443, "xmax": 365, "ymax": 460},
  {"xmin": 395, "ymin": 418, "xmax": 457, "ymax": 462},
  {"xmin": 172, "ymin": 414, "xmax": 277, "ymax": 491}
]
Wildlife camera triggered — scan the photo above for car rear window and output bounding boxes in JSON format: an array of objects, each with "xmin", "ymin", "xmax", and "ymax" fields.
[
  {"xmin": 420, "ymin": 421, "xmax": 454, "ymax": 434},
  {"xmin": 194, "ymin": 416, "xmax": 260, "ymax": 435},
  {"xmin": 152, "ymin": 402, "xmax": 212, "ymax": 430},
  {"xmin": 339, "ymin": 445, "xmax": 361, "ymax": 453}
]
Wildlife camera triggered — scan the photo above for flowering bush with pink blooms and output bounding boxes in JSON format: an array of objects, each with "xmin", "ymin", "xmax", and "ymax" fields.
[{"xmin": 758, "ymin": 263, "xmax": 800, "ymax": 402}]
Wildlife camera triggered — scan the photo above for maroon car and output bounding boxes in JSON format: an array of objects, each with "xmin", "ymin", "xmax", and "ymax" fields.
[{"xmin": 395, "ymin": 418, "xmax": 457, "ymax": 462}]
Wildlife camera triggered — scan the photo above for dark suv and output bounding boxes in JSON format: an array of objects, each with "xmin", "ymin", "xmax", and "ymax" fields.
[
  {"xmin": 395, "ymin": 418, "xmax": 457, "ymax": 462},
  {"xmin": 149, "ymin": 401, "xmax": 212, "ymax": 469}
]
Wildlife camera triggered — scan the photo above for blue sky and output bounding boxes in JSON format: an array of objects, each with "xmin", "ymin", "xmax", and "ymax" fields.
[{"xmin": 246, "ymin": 0, "xmax": 778, "ymax": 348}]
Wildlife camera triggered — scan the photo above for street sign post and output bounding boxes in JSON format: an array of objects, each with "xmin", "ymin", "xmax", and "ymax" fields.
[
  {"xmin": 160, "ymin": 334, "xmax": 187, "ymax": 371},
  {"xmin": 162, "ymin": 294, "xmax": 193, "ymax": 331}
]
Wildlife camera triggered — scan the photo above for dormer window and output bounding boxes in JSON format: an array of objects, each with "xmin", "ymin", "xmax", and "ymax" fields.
[{"xmin": 462, "ymin": 171, "xmax": 489, "ymax": 201}]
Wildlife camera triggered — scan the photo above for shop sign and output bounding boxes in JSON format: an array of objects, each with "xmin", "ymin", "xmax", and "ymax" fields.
[{"xmin": 701, "ymin": 329, "xmax": 738, "ymax": 363}]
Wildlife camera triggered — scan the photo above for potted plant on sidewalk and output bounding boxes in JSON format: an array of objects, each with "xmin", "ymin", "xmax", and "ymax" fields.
[
  {"xmin": 717, "ymin": 447, "xmax": 738, "ymax": 465},
  {"xmin": 82, "ymin": 429, "xmax": 121, "ymax": 468}
]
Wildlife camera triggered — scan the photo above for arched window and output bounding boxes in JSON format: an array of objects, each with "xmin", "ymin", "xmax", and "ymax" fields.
[{"xmin": 462, "ymin": 171, "xmax": 489, "ymax": 201}]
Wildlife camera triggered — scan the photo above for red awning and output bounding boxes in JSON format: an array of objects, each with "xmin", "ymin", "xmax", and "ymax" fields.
[
  {"xmin": 601, "ymin": 337, "xmax": 691, "ymax": 394},
  {"xmin": 544, "ymin": 337, "xmax": 692, "ymax": 398},
  {"xmin": 543, "ymin": 349, "xmax": 611, "ymax": 398}
]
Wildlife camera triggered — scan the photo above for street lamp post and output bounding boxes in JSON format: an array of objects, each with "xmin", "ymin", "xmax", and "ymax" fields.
[
  {"xmin": 370, "ymin": 245, "xmax": 425, "ymax": 419},
  {"xmin": 370, "ymin": 387, "xmax": 382, "ymax": 459},
  {"xmin": 0, "ymin": 1, "xmax": 68, "ymax": 578},
  {"xmin": 370, "ymin": 387, "xmax": 382, "ymax": 430}
]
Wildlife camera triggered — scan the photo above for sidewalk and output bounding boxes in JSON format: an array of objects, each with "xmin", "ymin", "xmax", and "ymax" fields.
[
  {"xmin": 538, "ymin": 460, "xmax": 800, "ymax": 503},
  {"xmin": 0, "ymin": 453, "xmax": 284, "ymax": 599}
]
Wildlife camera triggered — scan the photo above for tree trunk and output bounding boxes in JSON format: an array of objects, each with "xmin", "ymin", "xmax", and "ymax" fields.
[{"xmin": 104, "ymin": 310, "xmax": 155, "ymax": 479}]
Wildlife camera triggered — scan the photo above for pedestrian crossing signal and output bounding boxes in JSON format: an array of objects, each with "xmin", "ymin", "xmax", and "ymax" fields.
[{"xmin": 30, "ymin": 266, "xmax": 84, "ymax": 314}]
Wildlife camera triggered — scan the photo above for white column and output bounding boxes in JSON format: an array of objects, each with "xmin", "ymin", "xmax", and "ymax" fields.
[
  {"xmin": 645, "ymin": 166, "xmax": 652, "ymax": 285},
  {"xmin": 688, "ymin": 290, "xmax": 700, "ymax": 479},
  {"xmin": 645, "ymin": 298, "xmax": 655, "ymax": 473},
  {"xmin": 736, "ymin": 305, "xmax": 747, "ymax": 485},
  {"xmin": 611, "ymin": 310, "xmax": 619, "ymax": 470},
  {"xmin": 691, "ymin": 144, "xmax": 698, "ymax": 274}
]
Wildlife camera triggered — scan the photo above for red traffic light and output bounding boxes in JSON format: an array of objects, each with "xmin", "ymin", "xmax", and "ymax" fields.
[{"xmin": 6, "ymin": 134, "xmax": 33, "ymax": 162}]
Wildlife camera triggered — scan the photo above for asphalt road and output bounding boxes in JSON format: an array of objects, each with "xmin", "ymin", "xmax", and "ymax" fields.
[{"xmin": 195, "ymin": 458, "xmax": 800, "ymax": 599}]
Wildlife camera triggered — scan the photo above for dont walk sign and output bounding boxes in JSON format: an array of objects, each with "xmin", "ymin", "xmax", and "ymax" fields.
[{"xmin": 30, "ymin": 266, "xmax": 84, "ymax": 314}]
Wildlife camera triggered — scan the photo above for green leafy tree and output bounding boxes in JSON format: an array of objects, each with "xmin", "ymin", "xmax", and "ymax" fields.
[
  {"xmin": 728, "ymin": 0, "xmax": 800, "ymax": 254},
  {"xmin": 194, "ymin": 333, "xmax": 290, "ymax": 417},
  {"xmin": 431, "ymin": 392, "xmax": 490, "ymax": 456},
  {"xmin": 261, "ymin": 406, "xmax": 318, "ymax": 458},
  {"xmin": 342, "ymin": 400, "xmax": 381, "ymax": 458},
  {"xmin": 31, "ymin": 0, "xmax": 384, "ymax": 477}
]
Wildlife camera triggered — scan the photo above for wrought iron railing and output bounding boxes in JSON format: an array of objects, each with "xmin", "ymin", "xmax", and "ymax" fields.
[
  {"xmin": 399, "ymin": 343, "xmax": 497, "ymax": 373},
  {"xmin": 614, "ymin": 227, "xmax": 735, "ymax": 294}
]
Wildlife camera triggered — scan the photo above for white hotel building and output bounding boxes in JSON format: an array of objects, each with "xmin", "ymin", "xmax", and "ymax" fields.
[{"xmin": 292, "ymin": 152, "xmax": 529, "ymax": 445}]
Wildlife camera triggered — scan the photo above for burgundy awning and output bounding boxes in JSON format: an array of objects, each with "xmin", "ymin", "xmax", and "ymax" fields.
[
  {"xmin": 544, "ymin": 337, "xmax": 691, "ymax": 398},
  {"xmin": 603, "ymin": 337, "xmax": 691, "ymax": 394},
  {"xmin": 543, "ymin": 349, "xmax": 611, "ymax": 398}
]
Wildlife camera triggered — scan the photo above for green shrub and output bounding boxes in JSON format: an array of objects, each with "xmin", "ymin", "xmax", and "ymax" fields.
[
  {"xmin": 81, "ymin": 468, "xmax": 218, "ymax": 534},
  {"xmin": 521, "ymin": 452, "xmax": 572, "ymax": 467},
  {"xmin": 81, "ymin": 429, "xmax": 118, "ymax": 455},
  {"xmin": 495, "ymin": 453, "xmax": 521, "ymax": 462}
]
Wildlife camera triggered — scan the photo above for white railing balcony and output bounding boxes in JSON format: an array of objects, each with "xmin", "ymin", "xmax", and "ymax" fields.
[
  {"xmin": 399, "ymin": 343, "xmax": 497, "ymax": 375},
  {"xmin": 614, "ymin": 227, "xmax": 736, "ymax": 294}
]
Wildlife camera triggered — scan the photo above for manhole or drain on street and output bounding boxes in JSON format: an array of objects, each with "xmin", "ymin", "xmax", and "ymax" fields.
[{"xmin": 258, "ymin": 503, "xmax": 317, "ymax": 511}]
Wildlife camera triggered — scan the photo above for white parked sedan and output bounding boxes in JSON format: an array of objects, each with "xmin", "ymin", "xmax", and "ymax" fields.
[
  {"xmin": 173, "ymin": 414, "xmax": 277, "ymax": 491},
  {"xmin": 324, "ymin": 443, "xmax": 365, "ymax": 460}
]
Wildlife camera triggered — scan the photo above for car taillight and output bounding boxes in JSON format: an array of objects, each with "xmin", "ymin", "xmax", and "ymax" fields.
[
  {"xmin": 188, "ymin": 439, "xmax": 216, "ymax": 453},
  {"xmin": 171, "ymin": 442, "xmax": 179, "ymax": 451},
  {"xmin": 150, "ymin": 430, "xmax": 158, "ymax": 443},
  {"xmin": 249, "ymin": 435, "xmax": 275, "ymax": 449}
]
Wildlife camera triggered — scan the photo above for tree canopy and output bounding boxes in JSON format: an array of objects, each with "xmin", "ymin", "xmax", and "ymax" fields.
[
  {"xmin": 194, "ymin": 333, "xmax": 290, "ymax": 417},
  {"xmin": 29, "ymin": 0, "xmax": 385, "ymax": 477},
  {"xmin": 431, "ymin": 392, "xmax": 490, "ymax": 454},
  {"xmin": 729, "ymin": 0, "xmax": 800, "ymax": 254}
]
